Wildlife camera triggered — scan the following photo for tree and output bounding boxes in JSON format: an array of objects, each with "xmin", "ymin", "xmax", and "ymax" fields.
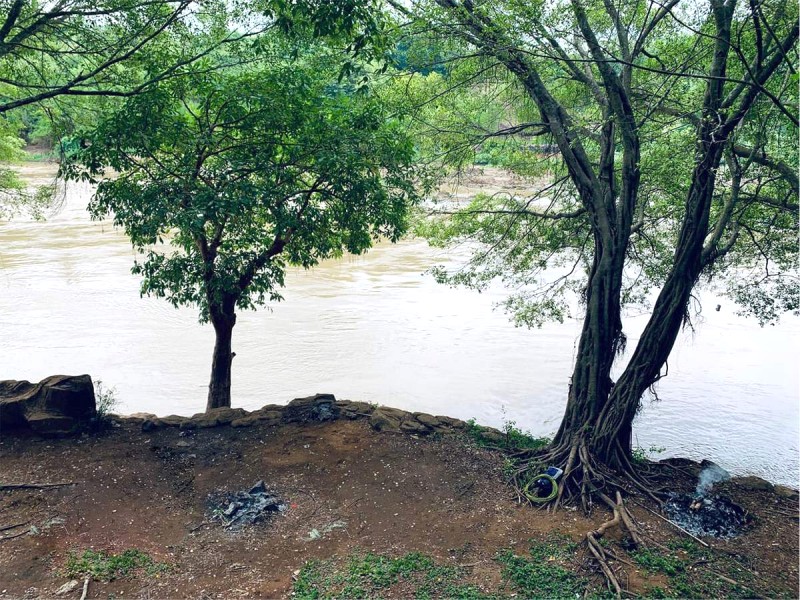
[
  {"xmin": 66, "ymin": 39, "xmax": 423, "ymax": 411},
  {"xmin": 398, "ymin": 0, "xmax": 798, "ymax": 504},
  {"xmin": 0, "ymin": 0, "xmax": 232, "ymax": 114}
]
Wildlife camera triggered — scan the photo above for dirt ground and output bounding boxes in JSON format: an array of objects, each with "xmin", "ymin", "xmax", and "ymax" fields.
[{"xmin": 0, "ymin": 417, "xmax": 797, "ymax": 599}]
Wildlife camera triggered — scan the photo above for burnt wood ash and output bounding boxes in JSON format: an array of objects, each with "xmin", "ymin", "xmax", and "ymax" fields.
[
  {"xmin": 663, "ymin": 492, "xmax": 751, "ymax": 538},
  {"xmin": 207, "ymin": 480, "xmax": 286, "ymax": 530}
]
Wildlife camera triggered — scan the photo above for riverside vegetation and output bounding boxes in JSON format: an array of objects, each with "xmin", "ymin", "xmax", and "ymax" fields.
[{"xmin": 0, "ymin": 0, "xmax": 797, "ymax": 597}]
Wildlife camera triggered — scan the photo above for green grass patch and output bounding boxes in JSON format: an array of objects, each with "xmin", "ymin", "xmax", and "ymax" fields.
[
  {"xmin": 292, "ymin": 551, "xmax": 492, "ymax": 599},
  {"xmin": 64, "ymin": 548, "xmax": 170, "ymax": 582},
  {"xmin": 632, "ymin": 548, "xmax": 686, "ymax": 577},
  {"xmin": 632, "ymin": 545, "xmax": 769, "ymax": 599},
  {"xmin": 495, "ymin": 535, "xmax": 584, "ymax": 599}
]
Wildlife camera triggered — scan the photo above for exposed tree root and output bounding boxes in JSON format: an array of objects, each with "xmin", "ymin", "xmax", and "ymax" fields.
[
  {"xmin": 509, "ymin": 441, "xmax": 662, "ymax": 597},
  {"xmin": 584, "ymin": 492, "xmax": 647, "ymax": 598},
  {"xmin": 586, "ymin": 531, "xmax": 622, "ymax": 598},
  {"xmin": 510, "ymin": 438, "xmax": 663, "ymax": 512}
]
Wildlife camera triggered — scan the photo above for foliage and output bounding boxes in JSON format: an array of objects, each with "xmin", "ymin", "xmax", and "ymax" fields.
[
  {"xmin": 69, "ymin": 39, "xmax": 421, "ymax": 318},
  {"xmin": 0, "ymin": 115, "xmax": 55, "ymax": 219},
  {"xmin": 87, "ymin": 380, "xmax": 120, "ymax": 431},
  {"xmin": 402, "ymin": 0, "xmax": 798, "ymax": 327},
  {"xmin": 631, "ymin": 544, "xmax": 772, "ymax": 599},
  {"xmin": 0, "ymin": 0, "xmax": 244, "ymax": 115},
  {"xmin": 395, "ymin": 0, "xmax": 799, "ymax": 479},
  {"xmin": 631, "ymin": 445, "xmax": 666, "ymax": 464},
  {"xmin": 63, "ymin": 32, "xmax": 425, "ymax": 409},
  {"xmin": 64, "ymin": 548, "xmax": 170, "ymax": 581},
  {"xmin": 632, "ymin": 548, "xmax": 686, "ymax": 577},
  {"xmin": 465, "ymin": 418, "xmax": 550, "ymax": 452}
]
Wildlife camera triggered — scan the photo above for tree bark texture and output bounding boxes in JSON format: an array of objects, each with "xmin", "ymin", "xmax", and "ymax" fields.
[{"xmin": 206, "ymin": 299, "xmax": 237, "ymax": 411}]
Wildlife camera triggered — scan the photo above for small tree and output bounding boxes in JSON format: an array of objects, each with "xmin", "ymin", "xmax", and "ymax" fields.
[{"xmin": 68, "ymin": 43, "xmax": 422, "ymax": 411}]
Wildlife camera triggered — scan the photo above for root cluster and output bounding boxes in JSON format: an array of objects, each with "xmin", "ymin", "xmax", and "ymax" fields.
[{"xmin": 508, "ymin": 440, "xmax": 663, "ymax": 598}]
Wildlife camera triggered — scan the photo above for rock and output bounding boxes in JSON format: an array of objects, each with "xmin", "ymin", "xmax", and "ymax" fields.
[
  {"xmin": 127, "ymin": 412, "xmax": 157, "ymax": 420},
  {"xmin": 231, "ymin": 410, "xmax": 283, "ymax": 428},
  {"xmin": 369, "ymin": 407, "xmax": 408, "ymax": 432},
  {"xmin": 282, "ymin": 394, "xmax": 339, "ymax": 424},
  {"xmin": 141, "ymin": 419, "xmax": 161, "ymax": 432},
  {"xmin": 210, "ymin": 407, "xmax": 248, "ymax": 424},
  {"xmin": 735, "ymin": 476, "xmax": 775, "ymax": 492},
  {"xmin": 179, "ymin": 419, "xmax": 198, "ymax": 430},
  {"xmin": 55, "ymin": 580, "xmax": 80, "ymax": 596},
  {"xmin": 259, "ymin": 410, "xmax": 283, "ymax": 422},
  {"xmin": 435, "ymin": 415, "xmax": 466, "ymax": 429},
  {"xmin": 414, "ymin": 413, "xmax": 442, "ymax": 428},
  {"xmin": 111, "ymin": 413, "xmax": 149, "ymax": 425},
  {"xmin": 192, "ymin": 414, "xmax": 222, "ymax": 428},
  {"xmin": 774, "ymin": 485, "xmax": 799, "ymax": 500},
  {"xmin": 400, "ymin": 419, "xmax": 431, "ymax": 435},
  {"xmin": 190, "ymin": 407, "xmax": 248, "ymax": 428},
  {"xmin": 159, "ymin": 415, "xmax": 188, "ymax": 427},
  {"xmin": 478, "ymin": 428, "xmax": 505, "ymax": 444},
  {"xmin": 339, "ymin": 401, "xmax": 375, "ymax": 420},
  {"xmin": 0, "ymin": 375, "xmax": 96, "ymax": 437},
  {"xmin": 249, "ymin": 480, "xmax": 266, "ymax": 494},
  {"xmin": 25, "ymin": 412, "xmax": 78, "ymax": 435}
]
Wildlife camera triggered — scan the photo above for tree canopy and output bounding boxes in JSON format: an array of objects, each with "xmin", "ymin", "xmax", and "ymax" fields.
[{"xmin": 65, "ymin": 36, "xmax": 424, "ymax": 409}]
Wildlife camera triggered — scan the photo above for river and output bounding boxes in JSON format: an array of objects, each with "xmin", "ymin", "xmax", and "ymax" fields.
[{"xmin": 1, "ymin": 164, "xmax": 798, "ymax": 486}]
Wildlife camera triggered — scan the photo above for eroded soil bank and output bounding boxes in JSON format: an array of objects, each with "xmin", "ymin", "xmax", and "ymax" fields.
[{"xmin": 0, "ymin": 406, "xmax": 797, "ymax": 599}]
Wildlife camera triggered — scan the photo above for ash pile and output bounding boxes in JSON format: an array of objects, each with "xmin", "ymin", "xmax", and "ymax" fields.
[
  {"xmin": 663, "ymin": 464, "xmax": 751, "ymax": 538},
  {"xmin": 208, "ymin": 480, "xmax": 287, "ymax": 530}
]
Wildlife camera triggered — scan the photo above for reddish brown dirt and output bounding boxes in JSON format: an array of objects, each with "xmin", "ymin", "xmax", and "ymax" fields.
[{"xmin": 0, "ymin": 419, "xmax": 797, "ymax": 598}]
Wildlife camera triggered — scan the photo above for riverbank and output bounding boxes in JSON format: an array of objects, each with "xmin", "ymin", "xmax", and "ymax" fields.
[
  {"xmin": 1, "ymin": 399, "xmax": 797, "ymax": 599},
  {"xmin": 5, "ymin": 162, "xmax": 800, "ymax": 487}
]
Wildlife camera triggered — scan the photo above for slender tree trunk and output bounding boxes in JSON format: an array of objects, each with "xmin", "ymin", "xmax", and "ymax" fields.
[
  {"xmin": 593, "ymin": 147, "xmax": 725, "ymax": 451},
  {"xmin": 206, "ymin": 300, "xmax": 237, "ymax": 411}
]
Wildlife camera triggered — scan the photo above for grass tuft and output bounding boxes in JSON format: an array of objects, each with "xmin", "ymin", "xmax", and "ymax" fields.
[{"xmin": 64, "ymin": 548, "xmax": 170, "ymax": 582}]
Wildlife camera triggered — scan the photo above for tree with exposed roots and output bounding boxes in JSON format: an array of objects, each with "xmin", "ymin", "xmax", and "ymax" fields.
[{"xmin": 394, "ymin": 0, "xmax": 798, "ymax": 508}]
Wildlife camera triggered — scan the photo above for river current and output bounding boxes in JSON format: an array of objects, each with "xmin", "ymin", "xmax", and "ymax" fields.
[{"xmin": 2, "ymin": 164, "xmax": 798, "ymax": 486}]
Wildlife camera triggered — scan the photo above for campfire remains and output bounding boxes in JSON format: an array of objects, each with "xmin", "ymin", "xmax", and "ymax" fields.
[
  {"xmin": 663, "ymin": 463, "xmax": 751, "ymax": 538},
  {"xmin": 207, "ymin": 480, "xmax": 286, "ymax": 530}
]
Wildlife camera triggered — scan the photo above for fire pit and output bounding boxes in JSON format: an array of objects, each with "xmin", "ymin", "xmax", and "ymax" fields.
[
  {"xmin": 663, "ymin": 463, "xmax": 751, "ymax": 538},
  {"xmin": 663, "ymin": 492, "xmax": 751, "ymax": 538},
  {"xmin": 207, "ymin": 480, "xmax": 287, "ymax": 530}
]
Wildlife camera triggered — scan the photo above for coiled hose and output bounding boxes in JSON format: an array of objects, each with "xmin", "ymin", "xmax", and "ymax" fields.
[{"xmin": 522, "ymin": 473, "xmax": 558, "ymax": 503}]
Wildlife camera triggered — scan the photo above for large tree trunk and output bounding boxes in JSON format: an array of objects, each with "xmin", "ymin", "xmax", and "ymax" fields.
[
  {"xmin": 551, "ymin": 241, "xmax": 626, "ymax": 464},
  {"xmin": 206, "ymin": 300, "xmax": 237, "ymax": 411}
]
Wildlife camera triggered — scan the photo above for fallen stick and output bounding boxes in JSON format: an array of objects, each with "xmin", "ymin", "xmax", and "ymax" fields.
[
  {"xmin": 80, "ymin": 576, "xmax": 90, "ymax": 600},
  {"xmin": 631, "ymin": 500, "xmax": 709, "ymax": 548},
  {"xmin": 0, "ymin": 482, "xmax": 75, "ymax": 490},
  {"xmin": 0, "ymin": 529, "xmax": 30, "ymax": 542},
  {"xmin": 711, "ymin": 572, "xmax": 740, "ymax": 587},
  {"xmin": 0, "ymin": 521, "xmax": 29, "ymax": 532}
]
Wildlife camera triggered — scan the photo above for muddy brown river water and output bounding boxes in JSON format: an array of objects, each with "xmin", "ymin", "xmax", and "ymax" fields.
[{"xmin": 2, "ymin": 164, "xmax": 798, "ymax": 485}]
